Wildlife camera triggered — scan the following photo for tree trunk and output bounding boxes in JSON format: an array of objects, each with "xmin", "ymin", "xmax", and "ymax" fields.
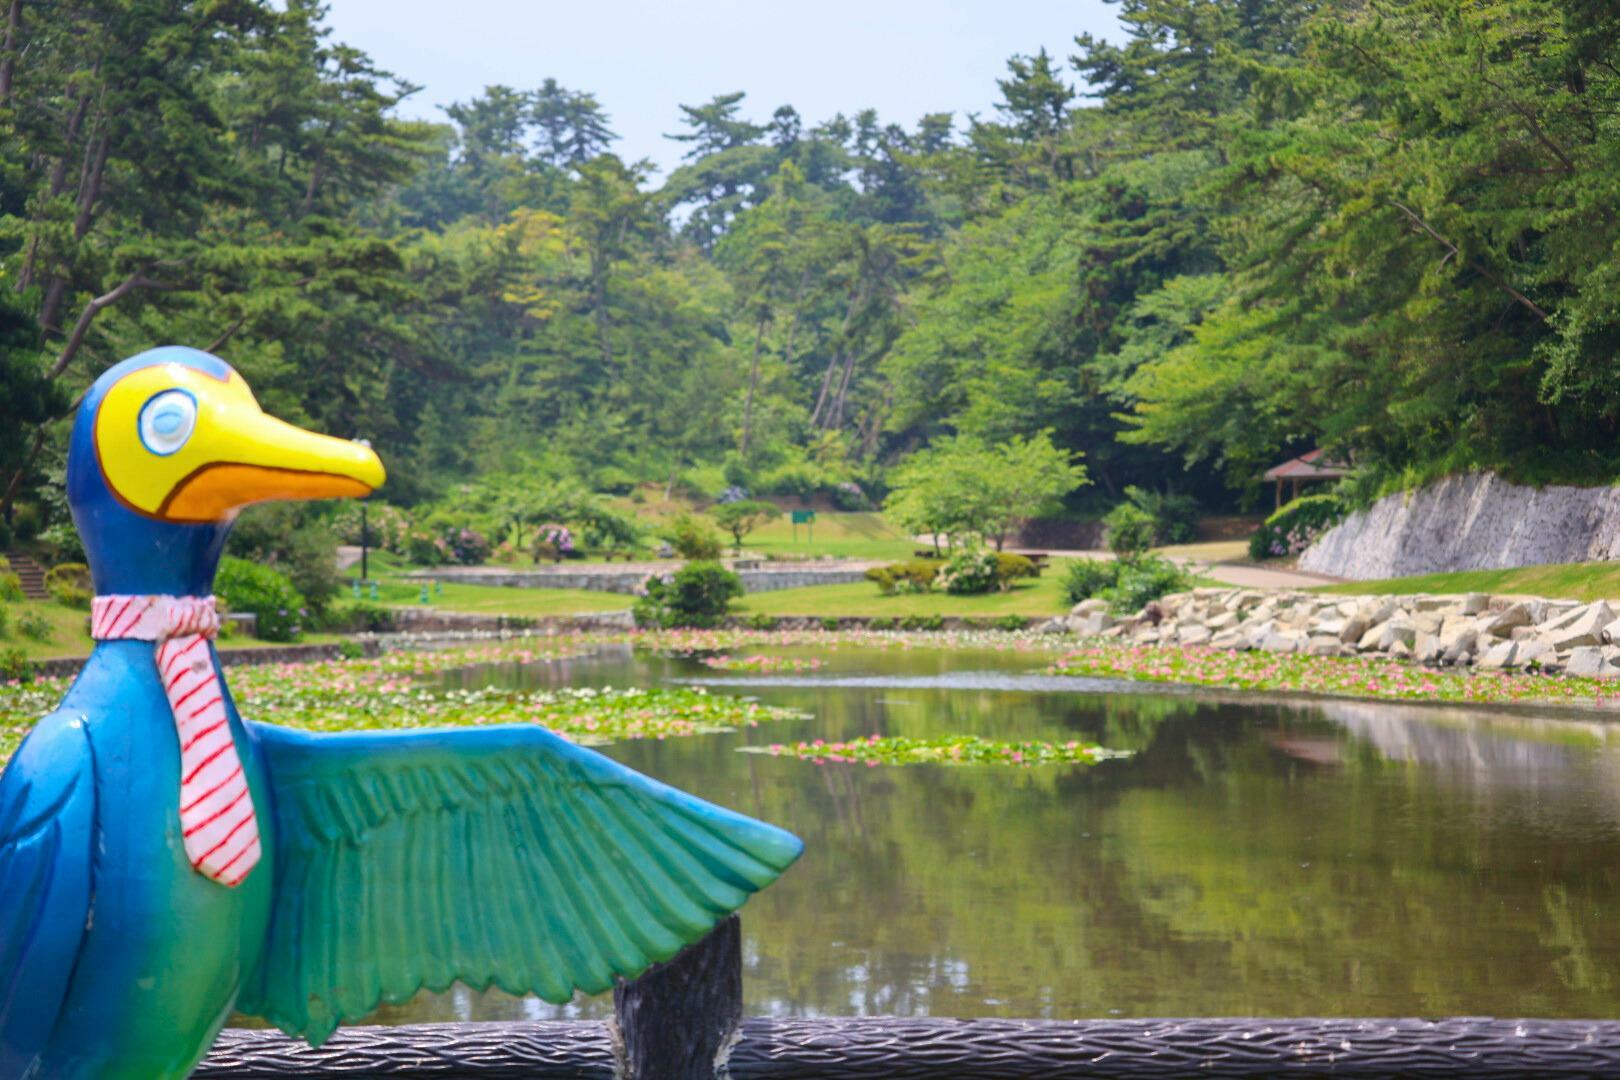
[
  {"xmin": 612, "ymin": 915, "xmax": 741, "ymax": 1080},
  {"xmin": 740, "ymin": 310, "xmax": 768, "ymax": 456},
  {"xmin": 0, "ymin": 0, "xmax": 23, "ymax": 105}
]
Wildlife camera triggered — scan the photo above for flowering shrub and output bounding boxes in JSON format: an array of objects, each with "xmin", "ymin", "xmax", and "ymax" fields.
[
  {"xmin": 404, "ymin": 525, "xmax": 451, "ymax": 566},
  {"xmin": 632, "ymin": 561, "xmax": 743, "ymax": 628},
  {"xmin": 533, "ymin": 523, "xmax": 575, "ymax": 561},
  {"xmin": 1249, "ymin": 494, "xmax": 1346, "ymax": 560},
  {"xmin": 216, "ymin": 556, "xmax": 307, "ymax": 642},
  {"xmin": 938, "ymin": 549, "xmax": 1001, "ymax": 595},
  {"xmin": 717, "ymin": 485, "xmax": 749, "ymax": 504},
  {"xmin": 450, "ymin": 527, "xmax": 491, "ymax": 565}
]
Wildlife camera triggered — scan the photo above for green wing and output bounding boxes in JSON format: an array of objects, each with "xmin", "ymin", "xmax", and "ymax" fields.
[{"xmin": 238, "ymin": 722, "xmax": 802, "ymax": 1045}]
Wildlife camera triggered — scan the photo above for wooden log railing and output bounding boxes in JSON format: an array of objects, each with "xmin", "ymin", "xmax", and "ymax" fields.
[{"xmin": 196, "ymin": 918, "xmax": 1620, "ymax": 1078}]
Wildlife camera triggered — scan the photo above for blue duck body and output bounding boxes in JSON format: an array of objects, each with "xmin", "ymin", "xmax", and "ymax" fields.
[{"xmin": 0, "ymin": 348, "xmax": 803, "ymax": 1078}]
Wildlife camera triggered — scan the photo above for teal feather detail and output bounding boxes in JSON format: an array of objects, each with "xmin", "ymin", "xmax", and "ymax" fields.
[{"xmin": 237, "ymin": 722, "xmax": 802, "ymax": 1044}]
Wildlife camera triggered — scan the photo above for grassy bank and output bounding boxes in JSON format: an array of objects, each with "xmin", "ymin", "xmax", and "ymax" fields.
[
  {"xmin": 1312, "ymin": 561, "xmax": 1620, "ymax": 602},
  {"xmin": 736, "ymin": 565, "xmax": 1076, "ymax": 618}
]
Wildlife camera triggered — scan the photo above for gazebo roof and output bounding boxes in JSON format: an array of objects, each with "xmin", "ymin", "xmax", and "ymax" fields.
[{"xmin": 1264, "ymin": 449, "xmax": 1352, "ymax": 482}]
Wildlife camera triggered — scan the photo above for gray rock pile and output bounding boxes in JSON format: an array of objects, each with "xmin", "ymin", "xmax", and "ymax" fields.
[{"xmin": 1047, "ymin": 588, "xmax": 1620, "ymax": 677}]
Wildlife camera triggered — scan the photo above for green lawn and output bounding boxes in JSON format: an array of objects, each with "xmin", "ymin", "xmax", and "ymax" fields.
[
  {"xmin": 344, "ymin": 551, "xmax": 628, "ymax": 615},
  {"xmin": 738, "ymin": 511, "xmax": 916, "ymax": 562},
  {"xmin": 736, "ymin": 564, "xmax": 1076, "ymax": 617},
  {"xmin": 1312, "ymin": 561, "xmax": 1620, "ymax": 602},
  {"xmin": 366, "ymin": 580, "xmax": 630, "ymax": 616},
  {"xmin": 0, "ymin": 598, "xmax": 354, "ymax": 662}
]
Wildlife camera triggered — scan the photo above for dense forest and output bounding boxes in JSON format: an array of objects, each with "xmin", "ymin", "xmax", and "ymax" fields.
[{"xmin": 3, "ymin": 0, "xmax": 1620, "ymax": 542}]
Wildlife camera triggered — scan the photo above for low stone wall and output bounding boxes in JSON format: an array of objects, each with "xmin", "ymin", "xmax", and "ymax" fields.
[
  {"xmin": 1075, "ymin": 586, "xmax": 1620, "ymax": 677},
  {"xmin": 30, "ymin": 611, "xmax": 636, "ymax": 679},
  {"xmin": 410, "ymin": 562, "xmax": 874, "ymax": 594},
  {"xmin": 1300, "ymin": 472, "xmax": 1620, "ymax": 580}
]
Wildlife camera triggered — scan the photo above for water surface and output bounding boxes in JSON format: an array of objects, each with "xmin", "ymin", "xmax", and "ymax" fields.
[{"xmin": 249, "ymin": 643, "xmax": 1620, "ymax": 1023}]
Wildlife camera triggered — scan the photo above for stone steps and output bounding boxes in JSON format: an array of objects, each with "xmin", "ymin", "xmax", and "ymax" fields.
[{"xmin": 3, "ymin": 550, "xmax": 48, "ymax": 600}]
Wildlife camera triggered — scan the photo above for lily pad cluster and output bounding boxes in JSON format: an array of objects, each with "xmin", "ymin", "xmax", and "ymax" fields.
[
  {"xmin": 700, "ymin": 653, "xmax": 825, "ymax": 672},
  {"xmin": 0, "ymin": 640, "xmax": 805, "ymax": 763},
  {"xmin": 1047, "ymin": 644, "xmax": 1620, "ymax": 708},
  {"xmin": 753, "ymin": 733, "xmax": 1117, "ymax": 767}
]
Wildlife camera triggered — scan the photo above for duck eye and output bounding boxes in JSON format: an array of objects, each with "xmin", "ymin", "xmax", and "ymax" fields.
[{"xmin": 138, "ymin": 390, "xmax": 197, "ymax": 456}]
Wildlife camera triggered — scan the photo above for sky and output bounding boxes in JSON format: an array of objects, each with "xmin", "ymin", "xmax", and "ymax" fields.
[{"xmin": 319, "ymin": 0, "xmax": 1125, "ymax": 179}]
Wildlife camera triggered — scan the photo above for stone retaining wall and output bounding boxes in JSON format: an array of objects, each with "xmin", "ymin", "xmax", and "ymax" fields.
[
  {"xmin": 1300, "ymin": 472, "xmax": 1620, "ymax": 580},
  {"xmin": 410, "ymin": 563, "xmax": 873, "ymax": 594}
]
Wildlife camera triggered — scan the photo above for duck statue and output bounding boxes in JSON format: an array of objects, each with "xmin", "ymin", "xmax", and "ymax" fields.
[{"xmin": 0, "ymin": 347, "xmax": 802, "ymax": 1078}]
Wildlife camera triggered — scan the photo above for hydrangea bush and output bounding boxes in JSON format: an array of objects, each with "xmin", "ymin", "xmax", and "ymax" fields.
[{"xmin": 1249, "ymin": 494, "xmax": 1346, "ymax": 560}]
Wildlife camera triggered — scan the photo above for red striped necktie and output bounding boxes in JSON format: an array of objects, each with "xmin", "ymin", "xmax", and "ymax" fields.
[{"xmin": 90, "ymin": 594, "xmax": 261, "ymax": 888}]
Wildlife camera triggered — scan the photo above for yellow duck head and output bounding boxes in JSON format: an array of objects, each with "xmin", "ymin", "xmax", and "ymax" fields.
[{"xmin": 67, "ymin": 346, "xmax": 385, "ymax": 595}]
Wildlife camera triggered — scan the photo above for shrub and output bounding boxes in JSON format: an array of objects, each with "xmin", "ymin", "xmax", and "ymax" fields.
[
  {"xmin": 900, "ymin": 614, "xmax": 945, "ymax": 631},
  {"xmin": 215, "ymin": 557, "xmax": 307, "ymax": 642},
  {"xmin": 867, "ymin": 616, "xmax": 895, "ymax": 630},
  {"xmin": 819, "ymin": 616, "xmax": 839, "ymax": 630},
  {"xmin": 938, "ymin": 549, "xmax": 1001, "ymax": 595},
  {"xmin": 44, "ymin": 563, "xmax": 92, "ymax": 610},
  {"xmin": 866, "ymin": 559, "xmax": 941, "ymax": 596},
  {"xmin": 1249, "ymin": 494, "xmax": 1347, "ymax": 560},
  {"xmin": 995, "ymin": 614, "xmax": 1029, "ymax": 631},
  {"xmin": 1063, "ymin": 558, "xmax": 1121, "ymax": 604},
  {"xmin": 746, "ymin": 612, "xmax": 778, "ymax": 631},
  {"xmin": 632, "ymin": 561, "xmax": 743, "ymax": 629},
  {"xmin": 1103, "ymin": 503, "xmax": 1156, "ymax": 559},
  {"xmin": 994, "ymin": 553, "xmax": 1036, "ymax": 587},
  {"xmin": 404, "ymin": 526, "xmax": 451, "ymax": 566},
  {"xmin": 227, "ymin": 503, "xmax": 342, "ymax": 616},
  {"xmin": 1100, "ymin": 554, "xmax": 1191, "ymax": 614},
  {"xmin": 339, "ymin": 601, "xmax": 397, "ymax": 633},
  {"xmin": 17, "ymin": 609, "xmax": 51, "ymax": 642},
  {"xmin": 490, "ymin": 540, "xmax": 519, "ymax": 564},
  {"xmin": 450, "ymin": 527, "xmax": 491, "ymax": 566},
  {"xmin": 36, "ymin": 522, "xmax": 85, "ymax": 564},
  {"xmin": 576, "ymin": 504, "xmax": 644, "ymax": 552},
  {"xmin": 664, "ymin": 514, "xmax": 724, "ymax": 561},
  {"xmin": 338, "ymin": 640, "xmax": 366, "ymax": 660},
  {"xmin": 0, "ymin": 557, "xmax": 22, "ymax": 603},
  {"xmin": 0, "ymin": 603, "xmax": 8, "ymax": 638},
  {"xmin": 0, "ymin": 646, "xmax": 31, "ymax": 682},
  {"xmin": 1125, "ymin": 486, "xmax": 1200, "ymax": 545}
]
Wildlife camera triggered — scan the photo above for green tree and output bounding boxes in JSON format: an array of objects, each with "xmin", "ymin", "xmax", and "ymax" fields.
[{"xmin": 710, "ymin": 499, "xmax": 781, "ymax": 553}]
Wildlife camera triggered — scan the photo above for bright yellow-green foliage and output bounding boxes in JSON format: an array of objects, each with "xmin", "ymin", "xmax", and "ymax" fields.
[{"xmin": 1313, "ymin": 562, "xmax": 1620, "ymax": 604}]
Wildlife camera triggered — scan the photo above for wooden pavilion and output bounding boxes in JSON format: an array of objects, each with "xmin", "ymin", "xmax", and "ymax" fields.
[{"xmin": 1264, "ymin": 449, "xmax": 1352, "ymax": 509}]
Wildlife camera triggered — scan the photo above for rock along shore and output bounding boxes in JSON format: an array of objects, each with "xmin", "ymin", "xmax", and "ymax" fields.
[{"xmin": 1061, "ymin": 587, "xmax": 1620, "ymax": 678}]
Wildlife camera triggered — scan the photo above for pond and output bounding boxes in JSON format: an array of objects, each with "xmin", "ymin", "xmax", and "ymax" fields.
[{"xmin": 240, "ymin": 641, "xmax": 1620, "ymax": 1026}]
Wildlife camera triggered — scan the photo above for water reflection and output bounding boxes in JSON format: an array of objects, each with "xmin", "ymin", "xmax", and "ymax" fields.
[{"xmin": 234, "ymin": 646, "xmax": 1620, "ymax": 1027}]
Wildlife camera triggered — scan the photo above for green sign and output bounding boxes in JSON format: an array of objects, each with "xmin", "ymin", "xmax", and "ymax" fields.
[{"xmin": 791, "ymin": 509, "xmax": 816, "ymax": 524}]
